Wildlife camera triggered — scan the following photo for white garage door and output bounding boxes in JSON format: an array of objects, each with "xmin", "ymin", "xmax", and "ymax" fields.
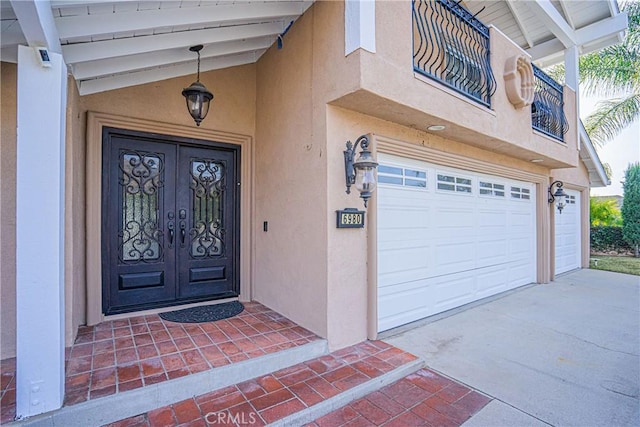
[
  {"xmin": 377, "ymin": 154, "xmax": 537, "ymax": 332},
  {"xmin": 554, "ymin": 189, "xmax": 581, "ymax": 275}
]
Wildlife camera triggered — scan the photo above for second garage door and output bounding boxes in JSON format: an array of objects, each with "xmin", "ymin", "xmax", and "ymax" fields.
[
  {"xmin": 554, "ymin": 189, "xmax": 581, "ymax": 275},
  {"xmin": 377, "ymin": 154, "xmax": 537, "ymax": 332}
]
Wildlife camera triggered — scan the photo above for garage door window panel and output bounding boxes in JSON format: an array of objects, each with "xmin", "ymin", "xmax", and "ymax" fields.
[
  {"xmin": 510, "ymin": 186, "xmax": 531, "ymax": 200},
  {"xmin": 479, "ymin": 181, "xmax": 505, "ymax": 197},
  {"xmin": 437, "ymin": 173, "xmax": 472, "ymax": 194},
  {"xmin": 379, "ymin": 165, "xmax": 427, "ymax": 188}
]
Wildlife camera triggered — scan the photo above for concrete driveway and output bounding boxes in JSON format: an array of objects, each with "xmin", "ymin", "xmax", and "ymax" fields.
[{"xmin": 385, "ymin": 269, "xmax": 640, "ymax": 426}]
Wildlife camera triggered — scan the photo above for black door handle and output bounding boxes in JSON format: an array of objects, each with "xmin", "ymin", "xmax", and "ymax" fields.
[
  {"xmin": 180, "ymin": 221, "xmax": 186, "ymax": 246},
  {"xmin": 167, "ymin": 222, "xmax": 175, "ymax": 248},
  {"xmin": 167, "ymin": 211, "xmax": 175, "ymax": 248}
]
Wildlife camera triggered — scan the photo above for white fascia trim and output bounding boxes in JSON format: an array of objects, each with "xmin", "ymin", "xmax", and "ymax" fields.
[
  {"xmin": 526, "ymin": 0, "xmax": 576, "ymax": 48},
  {"xmin": 527, "ymin": 38, "xmax": 564, "ymax": 62},
  {"xmin": 71, "ymin": 36, "xmax": 275, "ymax": 80},
  {"xmin": 579, "ymin": 121, "xmax": 610, "ymax": 188},
  {"xmin": 345, "ymin": 0, "xmax": 376, "ymax": 56},
  {"xmin": 607, "ymin": 0, "xmax": 621, "ymax": 16},
  {"xmin": 575, "ymin": 12, "xmax": 628, "ymax": 46},
  {"xmin": 10, "ymin": 0, "xmax": 62, "ymax": 53},
  {"xmin": 77, "ymin": 50, "xmax": 262, "ymax": 95},
  {"xmin": 530, "ymin": 6, "xmax": 627, "ymax": 66},
  {"xmin": 62, "ymin": 22, "xmax": 284, "ymax": 64},
  {"xmin": 563, "ymin": 45, "xmax": 579, "ymax": 92},
  {"xmin": 55, "ymin": 1, "xmax": 309, "ymax": 40}
]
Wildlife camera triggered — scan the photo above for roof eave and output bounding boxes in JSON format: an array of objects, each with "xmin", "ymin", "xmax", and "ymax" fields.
[{"xmin": 579, "ymin": 121, "xmax": 610, "ymax": 188}]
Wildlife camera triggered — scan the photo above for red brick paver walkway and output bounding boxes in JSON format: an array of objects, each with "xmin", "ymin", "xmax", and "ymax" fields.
[
  {"xmin": 104, "ymin": 342, "xmax": 491, "ymax": 427},
  {"xmin": 0, "ymin": 357, "xmax": 16, "ymax": 425},
  {"xmin": 0, "ymin": 302, "xmax": 318, "ymax": 423},
  {"xmin": 310, "ymin": 369, "xmax": 491, "ymax": 427},
  {"xmin": 64, "ymin": 302, "xmax": 317, "ymax": 407}
]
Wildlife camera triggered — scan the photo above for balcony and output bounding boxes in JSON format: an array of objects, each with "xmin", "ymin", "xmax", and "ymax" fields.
[
  {"xmin": 532, "ymin": 64, "xmax": 568, "ymax": 142},
  {"xmin": 412, "ymin": 0, "xmax": 496, "ymax": 107},
  {"xmin": 328, "ymin": 1, "xmax": 579, "ymax": 169}
]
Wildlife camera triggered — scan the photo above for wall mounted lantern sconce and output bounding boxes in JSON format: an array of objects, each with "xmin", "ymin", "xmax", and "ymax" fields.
[
  {"xmin": 182, "ymin": 45, "xmax": 213, "ymax": 126},
  {"xmin": 344, "ymin": 135, "xmax": 378, "ymax": 208},
  {"xmin": 548, "ymin": 180, "xmax": 567, "ymax": 214}
]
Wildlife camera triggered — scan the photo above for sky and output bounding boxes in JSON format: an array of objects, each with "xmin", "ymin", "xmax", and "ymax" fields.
[{"xmin": 580, "ymin": 95, "xmax": 640, "ymax": 197}]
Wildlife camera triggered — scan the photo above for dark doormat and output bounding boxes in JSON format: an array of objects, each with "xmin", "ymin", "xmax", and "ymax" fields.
[{"xmin": 159, "ymin": 301, "xmax": 244, "ymax": 323}]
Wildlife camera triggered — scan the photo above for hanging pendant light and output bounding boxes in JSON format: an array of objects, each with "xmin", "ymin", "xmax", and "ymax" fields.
[{"xmin": 182, "ymin": 45, "xmax": 214, "ymax": 126}]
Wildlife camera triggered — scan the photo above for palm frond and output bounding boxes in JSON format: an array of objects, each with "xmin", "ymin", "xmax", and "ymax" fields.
[
  {"xmin": 584, "ymin": 94, "xmax": 640, "ymax": 146},
  {"xmin": 578, "ymin": 46, "xmax": 640, "ymax": 96},
  {"xmin": 545, "ymin": 64, "xmax": 565, "ymax": 83}
]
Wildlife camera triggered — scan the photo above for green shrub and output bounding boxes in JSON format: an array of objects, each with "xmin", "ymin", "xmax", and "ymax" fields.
[
  {"xmin": 622, "ymin": 163, "xmax": 640, "ymax": 256},
  {"xmin": 590, "ymin": 197, "xmax": 622, "ymax": 226},
  {"xmin": 591, "ymin": 226, "xmax": 633, "ymax": 253}
]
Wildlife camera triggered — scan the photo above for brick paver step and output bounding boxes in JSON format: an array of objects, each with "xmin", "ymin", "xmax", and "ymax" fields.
[
  {"xmin": 309, "ymin": 369, "xmax": 491, "ymax": 427},
  {"xmin": 102, "ymin": 341, "xmax": 490, "ymax": 427}
]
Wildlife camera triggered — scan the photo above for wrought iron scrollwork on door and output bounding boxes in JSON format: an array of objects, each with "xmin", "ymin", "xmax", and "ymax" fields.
[
  {"xmin": 189, "ymin": 159, "xmax": 226, "ymax": 258},
  {"xmin": 118, "ymin": 150, "xmax": 164, "ymax": 263}
]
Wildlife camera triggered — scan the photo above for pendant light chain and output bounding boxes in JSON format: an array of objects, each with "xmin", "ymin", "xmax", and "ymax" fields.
[{"xmin": 196, "ymin": 49, "xmax": 201, "ymax": 82}]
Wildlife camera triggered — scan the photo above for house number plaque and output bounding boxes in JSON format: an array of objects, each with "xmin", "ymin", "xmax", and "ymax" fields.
[{"xmin": 336, "ymin": 208, "xmax": 365, "ymax": 228}]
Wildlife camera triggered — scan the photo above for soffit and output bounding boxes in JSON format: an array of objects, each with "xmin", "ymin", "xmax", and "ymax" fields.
[
  {"xmin": 1, "ymin": 0, "xmax": 313, "ymax": 95},
  {"xmin": 1, "ymin": 1, "xmax": 625, "ymax": 94},
  {"xmin": 463, "ymin": 0, "xmax": 625, "ymax": 67}
]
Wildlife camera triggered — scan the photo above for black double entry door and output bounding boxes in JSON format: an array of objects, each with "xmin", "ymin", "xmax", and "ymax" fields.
[{"xmin": 102, "ymin": 128, "xmax": 240, "ymax": 315}]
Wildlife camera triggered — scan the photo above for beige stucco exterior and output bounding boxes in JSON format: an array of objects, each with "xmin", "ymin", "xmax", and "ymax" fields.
[
  {"xmin": 82, "ymin": 64, "xmax": 257, "ymax": 328},
  {"xmin": 331, "ymin": 1, "xmax": 579, "ymax": 170},
  {"xmin": 1, "ymin": 62, "xmax": 18, "ymax": 359},
  {"xmin": 253, "ymin": 8, "xmax": 329, "ymax": 340},
  {"xmin": 1, "ymin": 1, "xmax": 597, "ymax": 357}
]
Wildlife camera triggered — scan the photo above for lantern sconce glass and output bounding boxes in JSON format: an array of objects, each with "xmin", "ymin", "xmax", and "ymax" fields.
[
  {"xmin": 344, "ymin": 135, "xmax": 378, "ymax": 208},
  {"xmin": 548, "ymin": 180, "xmax": 567, "ymax": 214},
  {"xmin": 182, "ymin": 45, "xmax": 214, "ymax": 126}
]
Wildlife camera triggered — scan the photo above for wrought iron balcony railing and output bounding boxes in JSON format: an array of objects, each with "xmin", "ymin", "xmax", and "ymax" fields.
[
  {"xmin": 413, "ymin": 0, "xmax": 496, "ymax": 107},
  {"xmin": 531, "ymin": 65, "xmax": 568, "ymax": 142}
]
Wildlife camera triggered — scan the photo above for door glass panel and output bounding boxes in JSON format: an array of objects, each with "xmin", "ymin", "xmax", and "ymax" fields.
[
  {"xmin": 119, "ymin": 151, "xmax": 163, "ymax": 262},
  {"xmin": 190, "ymin": 159, "xmax": 225, "ymax": 258}
]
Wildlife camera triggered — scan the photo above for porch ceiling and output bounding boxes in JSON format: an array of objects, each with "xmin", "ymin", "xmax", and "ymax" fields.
[
  {"xmin": 1, "ymin": 1, "xmax": 626, "ymax": 95},
  {"xmin": 1, "ymin": 0, "xmax": 313, "ymax": 95},
  {"xmin": 464, "ymin": 0, "xmax": 627, "ymax": 68}
]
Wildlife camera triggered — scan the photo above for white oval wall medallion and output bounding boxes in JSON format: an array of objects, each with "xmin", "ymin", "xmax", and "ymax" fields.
[{"xmin": 504, "ymin": 55, "xmax": 534, "ymax": 109}]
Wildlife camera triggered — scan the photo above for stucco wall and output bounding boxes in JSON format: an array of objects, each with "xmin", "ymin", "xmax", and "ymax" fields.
[
  {"xmin": 252, "ymin": 1, "xmax": 373, "ymax": 347},
  {"xmin": 1, "ymin": 0, "xmax": 594, "ymax": 355},
  {"xmin": 1, "ymin": 62, "xmax": 86, "ymax": 357},
  {"xmin": 1, "ymin": 62, "xmax": 17, "ymax": 359},
  {"xmin": 330, "ymin": 1, "xmax": 579, "ymax": 170},
  {"xmin": 0, "ymin": 62, "xmax": 258, "ymax": 356},
  {"xmin": 315, "ymin": 1, "xmax": 370, "ymax": 350},
  {"xmin": 79, "ymin": 65, "xmax": 256, "ymax": 137},
  {"xmin": 65, "ymin": 78, "xmax": 86, "ymax": 347},
  {"xmin": 254, "ymin": 7, "xmax": 329, "ymax": 339},
  {"xmin": 552, "ymin": 160, "xmax": 590, "ymax": 188},
  {"xmin": 80, "ymin": 64, "xmax": 257, "ymax": 325}
]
